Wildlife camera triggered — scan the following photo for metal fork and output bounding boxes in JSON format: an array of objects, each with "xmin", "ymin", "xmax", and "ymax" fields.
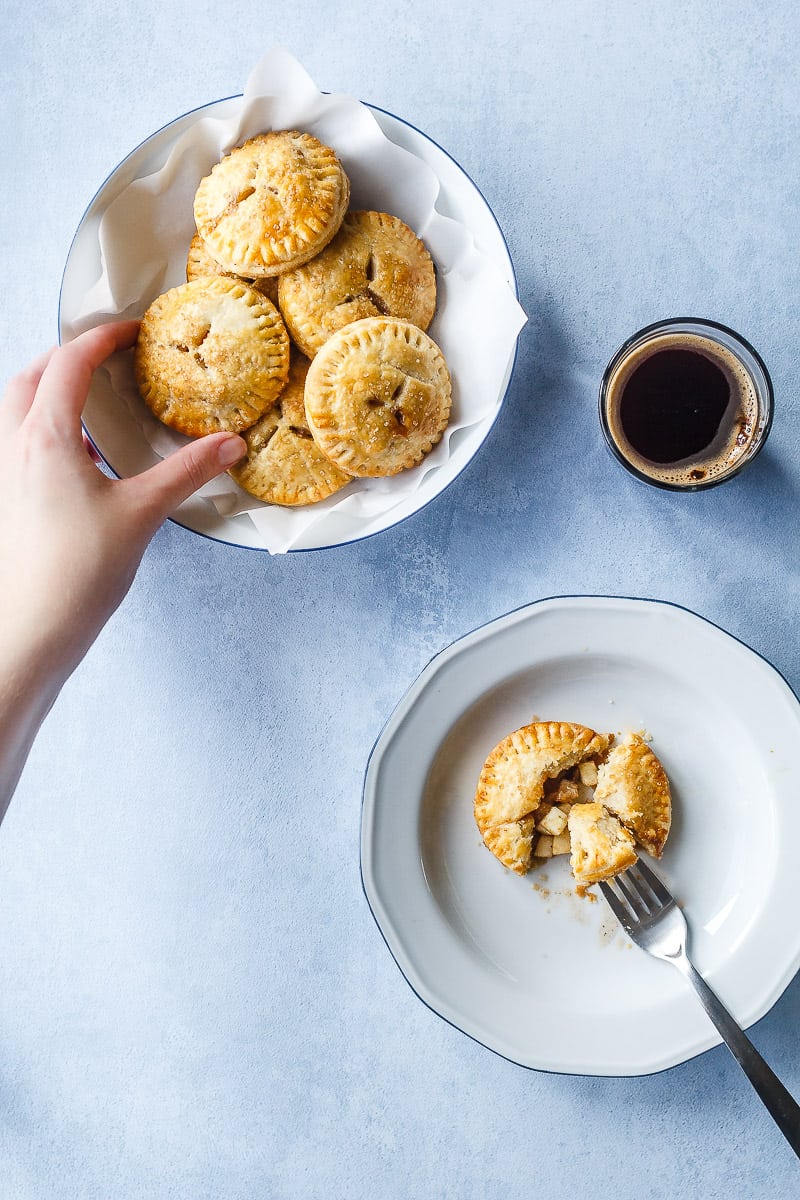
[{"xmin": 600, "ymin": 858, "xmax": 800, "ymax": 1158}]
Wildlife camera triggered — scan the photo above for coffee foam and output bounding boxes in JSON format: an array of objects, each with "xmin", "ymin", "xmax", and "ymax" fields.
[{"xmin": 604, "ymin": 332, "xmax": 761, "ymax": 486}]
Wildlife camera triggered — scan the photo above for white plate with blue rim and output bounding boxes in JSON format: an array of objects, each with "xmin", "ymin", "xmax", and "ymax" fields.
[
  {"xmin": 59, "ymin": 87, "xmax": 522, "ymax": 553},
  {"xmin": 361, "ymin": 595, "xmax": 800, "ymax": 1075}
]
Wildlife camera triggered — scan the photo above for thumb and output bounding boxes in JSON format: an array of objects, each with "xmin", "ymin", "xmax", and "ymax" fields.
[{"xmin": 130, "ymin": 432, "xmax": 246, "ymax": 524}]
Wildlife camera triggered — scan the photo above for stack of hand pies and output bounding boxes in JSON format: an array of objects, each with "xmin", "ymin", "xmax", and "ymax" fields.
[{"xmin": 134, "ymin": 130, "xmax": 452, "ymax": 506}]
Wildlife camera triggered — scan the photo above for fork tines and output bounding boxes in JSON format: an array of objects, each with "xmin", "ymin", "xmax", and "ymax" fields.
[
  {"xmin": 599, "ymin": 858, "xmax": 674, "ymax": 930},
  {"xmin": 631, "ymin": 857, "xmax": 673, "ymax": 903}
]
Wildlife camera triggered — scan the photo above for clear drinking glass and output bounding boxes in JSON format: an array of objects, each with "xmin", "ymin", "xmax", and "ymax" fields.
[{"xmin": 599, "ymin": 318, "xmax": 773, "ymax": 491}]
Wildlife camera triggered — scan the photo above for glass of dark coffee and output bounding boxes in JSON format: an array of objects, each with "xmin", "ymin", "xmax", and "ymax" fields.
[{"xmin": 599, "ymin": 318, "xmax": 773, "ymax": 490}]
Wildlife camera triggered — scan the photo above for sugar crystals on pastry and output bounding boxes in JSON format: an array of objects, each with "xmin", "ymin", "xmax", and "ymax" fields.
[
  {"xmin": 134, "ymin": 276, "xmax": 289, "ymax": 437},
  {"xmin": 193, "ymin": 130, "xmax": 350, "ymax": 278},
  {"xmin": 278, "ymin": 210, "xmax": 437, "ymax": 357},
  {"xmin": 304, "ymin": 316, "xmax": 452, "ymax": 478}
]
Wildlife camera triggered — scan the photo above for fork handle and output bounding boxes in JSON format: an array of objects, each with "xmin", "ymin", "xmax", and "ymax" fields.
[{"xmin": 677, "ymin": 956, "xmax": 800, "ymax": 1158}]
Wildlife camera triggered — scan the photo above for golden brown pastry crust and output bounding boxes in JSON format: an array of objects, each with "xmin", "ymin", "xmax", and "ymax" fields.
[
  {"xmin": 474, "ymin": 722, "xmax": 614, "ymax": 874},
  {"xmin": 193, "ymin": 131, "xmax": 350, "ymax": 278},
  {"xmin": 134, "ymin": 276, "xmax": 289, "ymax": 437},
  {"xmin": 568, "ymin": 802, "xmax": 638, "ymax": 884},
  {"xmin": 277, "ymin": 211, "xmax": 437, "ymax": 357},
  {"xmin": 229, "ymin": 352, "xmax": 351, "ymax": 506},
  {"xmin": 594, "ymin": 733, "xmax": 672, "ymax": 858},
  {"xmin": 482, "ymin": 817, "xmax": 537, "ymax": 876},
  {"xmin": 186, "ymin": 232, "xmax": 279, "ymax": 304},
  {"xmin": 304, "ymin": 317, "xmax": 451, "ymax": 477}
]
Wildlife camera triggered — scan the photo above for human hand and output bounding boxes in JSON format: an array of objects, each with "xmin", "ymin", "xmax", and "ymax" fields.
[{"xmin": 0, "ymin": 320, "xmax": 245, "ymax": 684}]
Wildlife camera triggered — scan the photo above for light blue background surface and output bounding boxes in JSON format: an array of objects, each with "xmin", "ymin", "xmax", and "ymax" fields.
[{"xmin": 3, "ymin": 2, "xmax": 799, "ymax": 1196}]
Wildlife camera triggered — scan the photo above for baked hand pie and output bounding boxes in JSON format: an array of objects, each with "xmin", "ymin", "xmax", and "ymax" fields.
[
  {"xmin": 474, "ymin": 721, "xmax": 613, "ymax": 875},
  {"xmin": 594, "ymin": 731, "xmax": 672, "ymax": 857},
  {"xmin": 134, "ymin": 276, "xmax": 289, "ymax": 436},
  {"xmin": 193, "ymin": 131, "xmax": 350, "ymax": 278},
  {"xmin": 568, "ymin": 802, "xmax": 638, "ymax": 884},
  {"xmin": 277, "ymin": 211, "xmax": 437, "ymax": 357},
  {"xmin": 228, "ymin": 351, "xmax": 351, "ymax": 507},
  {"xmin": 186, "ymin": 232, "xmax": 279, "ymax": 305},
  {"xmin": 474, "ymin": 720, "xmax": 673, "ymax": 886},
  {"xmin": 304, "ymin": 316, "xmax": 452, "ymax": 477}
]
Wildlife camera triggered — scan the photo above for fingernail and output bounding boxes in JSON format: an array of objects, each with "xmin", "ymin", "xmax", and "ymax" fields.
[{"xmin": 218, "ymin": 435, "xmax": 246, "ymax": 467}]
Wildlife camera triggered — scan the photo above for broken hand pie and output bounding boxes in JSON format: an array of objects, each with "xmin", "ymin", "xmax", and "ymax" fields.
[
  {"xmin": 594, "ymin": 731, "xmax": 671, "ymax": 858},
  {"xmin": 474, "ymin": 722, "xmax": 671, "ymax": 885}
]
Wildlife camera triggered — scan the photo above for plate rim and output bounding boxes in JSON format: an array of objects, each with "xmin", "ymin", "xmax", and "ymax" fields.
[
  {"xmin": 360, "ymin": 593, "xmax": 800, "ymax": 1077},
  {"xmin": 59, "ymin": 93, "xmax": 522, "ymax": 555}
]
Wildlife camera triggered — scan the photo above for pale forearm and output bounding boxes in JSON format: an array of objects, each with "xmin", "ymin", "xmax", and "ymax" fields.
[
  {"xmin": 0, "ymin": 323, "xmax": 245, "ymax": 817},
  {"xmin": 0, "ymin": 633, "xmax": 67, "ymax": 821},
  {"xmin": 0, "ymin": 553, "xmax": 135, "ymax": 816}
]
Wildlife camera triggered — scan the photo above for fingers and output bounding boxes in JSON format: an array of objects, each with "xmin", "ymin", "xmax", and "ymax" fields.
[
  {"xmin": 126, "ymin": 433, "xmax": 246, "ymax": 528},
  {"xmin": 32, "ymin": 321, "xmax": 140, "ymax": 433},
  {"xmin": 1, "ymin": 347, "xmax": 57, "ymax": 430}
]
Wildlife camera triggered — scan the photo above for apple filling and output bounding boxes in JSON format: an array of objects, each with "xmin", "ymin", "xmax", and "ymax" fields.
[{"xmin": 474, "ymin": 722, "xmax": 671, "ymax": 886}]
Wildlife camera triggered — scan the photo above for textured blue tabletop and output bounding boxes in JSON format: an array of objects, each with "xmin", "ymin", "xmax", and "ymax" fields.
[{"xmin": 3, "ymin": 3, "xmax": 800, "ymax": 1196}]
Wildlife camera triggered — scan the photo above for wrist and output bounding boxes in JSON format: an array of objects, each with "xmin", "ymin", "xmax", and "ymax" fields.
[
  {"xmin": 0, "ymin": 561, "xmax": 110, "ymax": 687},
  {"xmin": 0, "ymin": 597, "xmax": 74, "ymax": 707},
  {"xmin": 0, "ymin": 624, "xmax": 68, "ymax": 821}
]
